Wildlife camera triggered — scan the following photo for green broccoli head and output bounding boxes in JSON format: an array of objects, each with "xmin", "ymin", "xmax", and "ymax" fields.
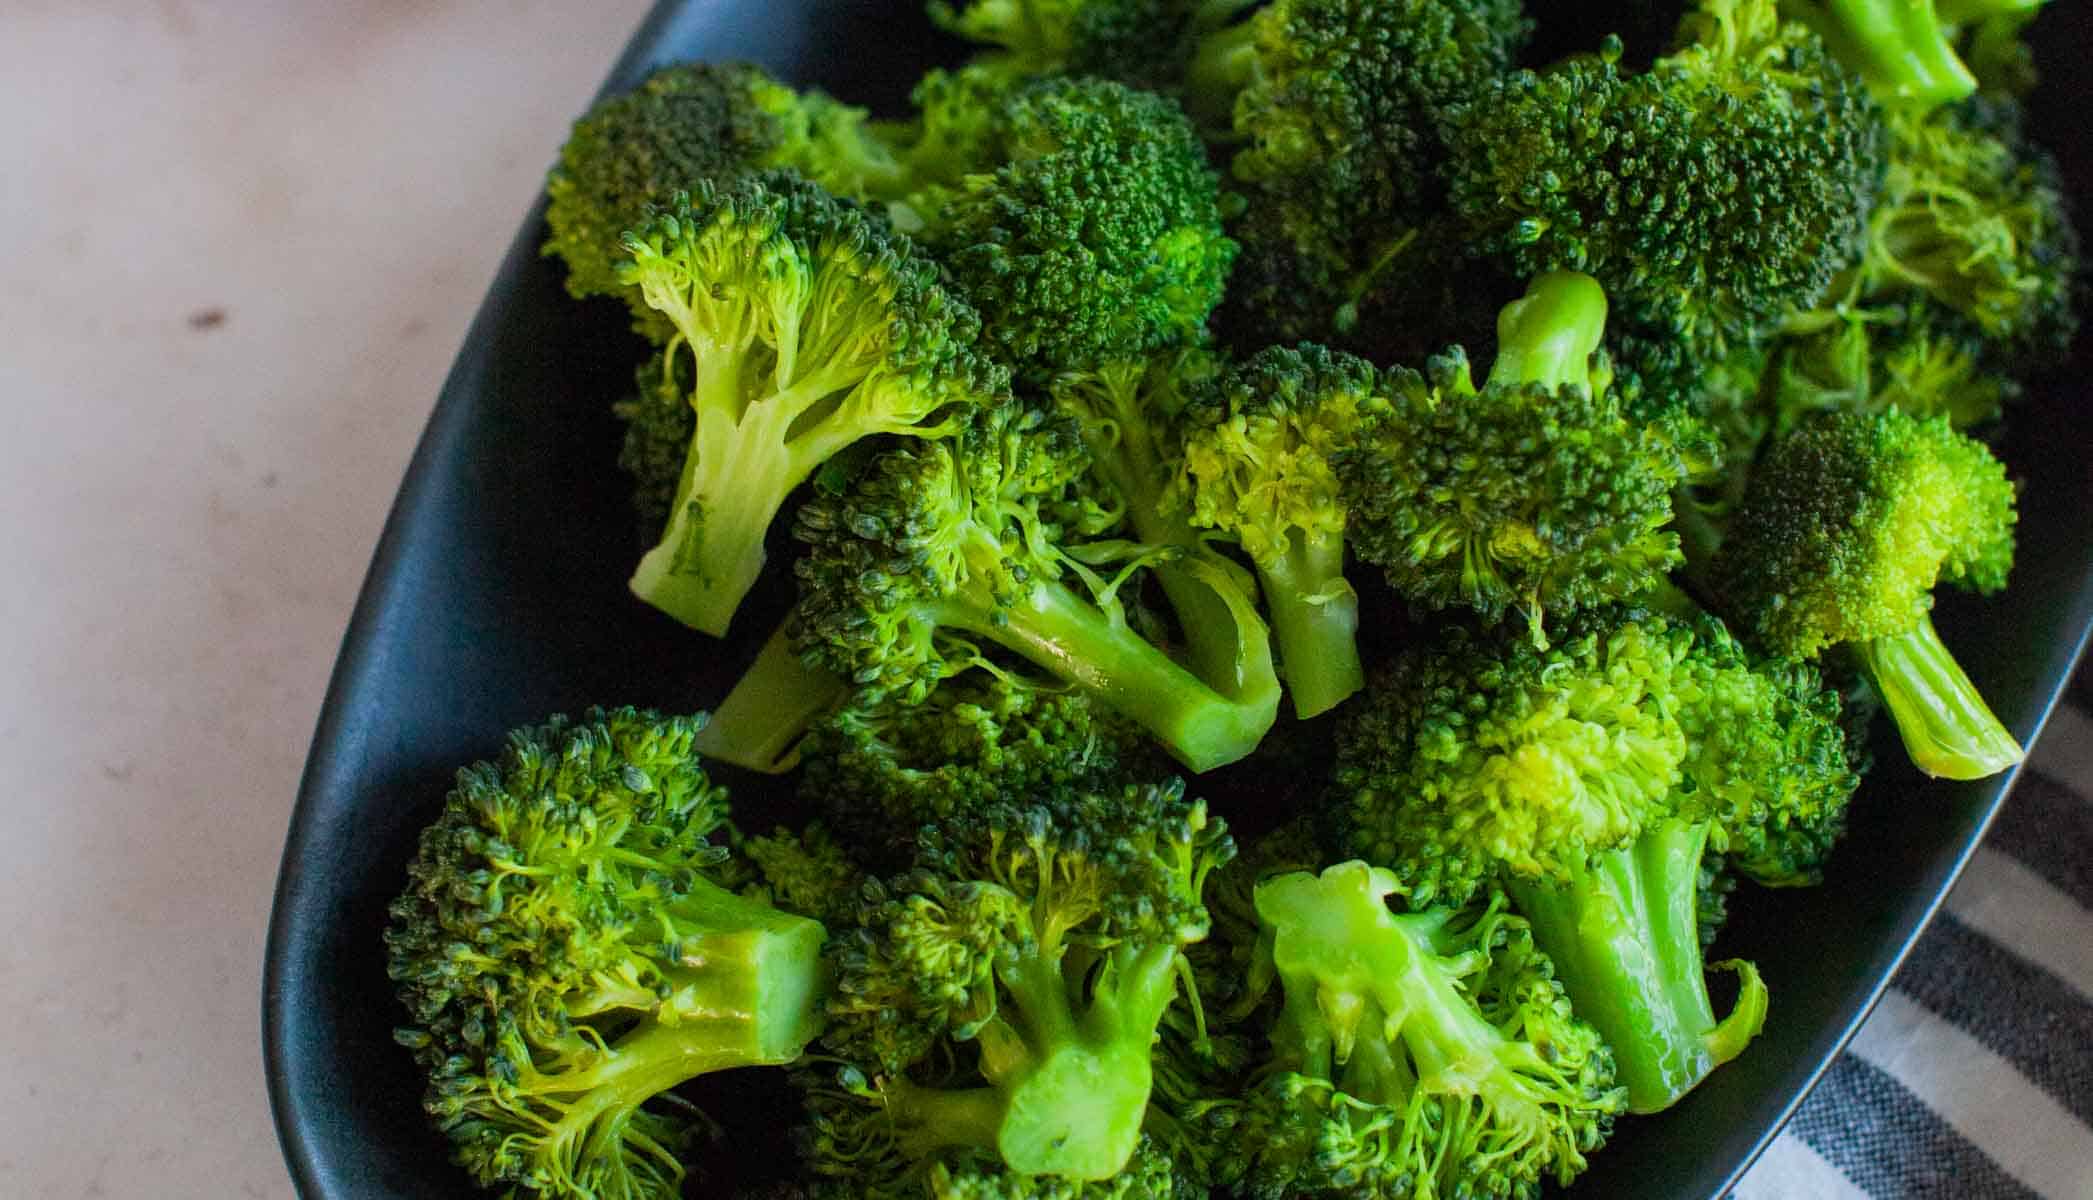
[
  {"xmin": 1175, "ymin": 343, "xmax": 1377, "ymax": 717},
  {"xmin": 916, "ymin": 77, "xmax": 1237, "ymax": 373},
  {"xmin": 1336, "ymin": 272, "xmax": 1686, "ymax": 637},
  {"xmin": 617, "ymin": 171, "xmax": 1001, "ymax": 637},
  {"xmin": 1200, "ymin": 866, "xmax": 1622, "ymax": 1200},
  {"xmin": 384, "ymin": 708, "xmax": 828, "ymax": 1200},
  {"xmin": 1856, "ymin": 97, "xmax": 2079, "ymax": 355},
  {"xmin": 1446, "ymin": 2, "xmax": 1882, "ymax": 349},
  {"xmin": 1711, "ymin": 407, "xmax": 2022, "ymax": 777},
  {"xmin": 798, "ymin": 670, "xmax": 1168, "ymax": 864},
  {"xmin": 544, "ymin": 61, "xmax": 907, "ymax": 331},
  {"xmin": 791, "ymin": 404, "xmax": 1277, "ymax": 772},
  {"xmin": 1185, "ymin": 0, "xmax": 1531, "ymax": 345},
  {"xmin": 808, "ymin": 786, "xmax": 1234, "ymax": 1186}
]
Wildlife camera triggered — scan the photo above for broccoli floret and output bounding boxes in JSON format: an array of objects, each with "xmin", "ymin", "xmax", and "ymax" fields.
[
  {"xmin": 798, "ymin": 670, "xmax": 1168, "ymax": 865},
  {"xmin": 616, "ymin": 172, "xmax": 1001, "ymax": 637},
  {"xmin": 906, "ymin": 77, "xmax": 1237, "ymax": 374},
  {"xmin": 384, "ymin": 708, "xmax": 829, "ymax": 1200},
  {"xmin": 1770, "ymin": 304, "xmax": 2017, "ymax": 433},
  {"xmin": 741, "ymin": 822, "xmax": 869, "ymax": 925},
  {"xmin": 805, "ymin": 787, "xmax": 1234, "ymax": 1186},
  {"xmin": 1447, "ymin": 1, "xmax": 1882, "ymax": 354},
  {"xmin": 1196, "ymin": 865, "xmax": 1623, "ymax": 1199},
  {"xmin": 1174, "ymin": 344, "xmax": 1376, "ymax": 717},
  {"xmin": 1710, "ymin": 407, "xmax": 2023, "ymax": 778},
  {"xmin": 927, "ymin": 0, "xmax": 1252, "ymax": 90},
  {"xmin": 1335, "ymin": 272, "xmax": 1685, "ymax": 640},
  {"xmin": 544, "ymin": 62, "xmax": 908, "ymax": 335},
  {"xmin": 1181, "ymin": 0, "xmax": 1531, "ymax": 346},
  {"xmin": 1332, "ymin": 609, "xmax": 1850, "ymax": 1110},
  {"xmin": 1850, "ymin": 98, "xmax": 2079, "ymax": 355},
  {"xmin": 1050, "ymin": 349, "xmax": 1284, "ymax": 731},
  {"xmin": 1781, "ymin": 0, "xmax": 2049, "ymax": 109},
  {"xmin": 791, "ymin": 404, "xmax": 1278, "ymax": 772}
]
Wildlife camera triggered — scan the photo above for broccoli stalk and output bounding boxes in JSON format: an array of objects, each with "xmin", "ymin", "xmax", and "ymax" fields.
[
  {"xmin": 1855, "ymin": 610, "xmax": 2026, "ymax": 779},
  {"xmin": 695, "ymin": 621, "xmax": 849, "ymax": 773},
  {"xmin": 1781, "ymin": 0, "xmax": 2011, "ymax": 109},
  {"xmin": 1506, "ymin": 820, "xmax": 1768, "ymax": 1112},
  {"xmin": 385, "ymin": 708, "xmax": 830, "ymax": 1200},
  {"xmin": 617, "ymin": 174, "xmax": 995, "ymax": 637}
]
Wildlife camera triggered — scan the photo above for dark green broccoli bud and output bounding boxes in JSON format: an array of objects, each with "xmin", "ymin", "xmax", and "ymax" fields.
[
  {"xmin": 384, "ymin": 708, "xmax": 829, "ymax": 1200},
  {"xmin": 1196, "ymin": 866, "xmax": 1622, "ymax": 1199},
  {"xmin": 1781, "ymin": 0, "xmax": 2049, "ymax": 109},
  {"xmin": 615, "ymin": 347, "xmax": 696, "ymax": 536},
  {"xmin": 809, "ymin": 787, "xmax": 1234, "ymax": 1185},
  {"xmin": 1447, "ymin": 1, "xmax": 1882, "ymax": 350},
  {"xmin": 617, "ymin": 172, "xmax": 1001, "ymax": 637},
  {"xmin": 741, "ymin": 822, "xmax": 869, "ymax": 925},
  {"xmin": 1330, "ymin": 611, "xmax": 1842, "ymax": 1110},
  {"xmin": 1711, "ymin": 408, "xmax": 2022, "ymax": 778},
  {"xmin": 798, "ymin": 670, "xmax": 1169, "ymax": 865},
  {"xmin": 1336, "ymin": 272, "xmax": 1686, "ymax": 639},
  {"xmin": 544, "ymin": 62, "xmax": 908, "ymax": 334},
  {"xmin": 1050, "ymin": 349, "xmax": 1284, "ymax": 731},
  {"xmin": 791, "ymin": 404, "xmax": 1278, "ymax": 772},
  {"xmin": 1174, "ymin": 343, "xmax": 1376, "ymax": 717},
  {"xmin": 1849, "ymin": 98, "xmax": 2078, "ymax": 355},
  {"xmin": 1182, "ymin": 0, "xmax": 1532, "ymax": 345},
  {"xmin": 911, "ymin": 77, "xmax": 1237, "ymax": 373}
]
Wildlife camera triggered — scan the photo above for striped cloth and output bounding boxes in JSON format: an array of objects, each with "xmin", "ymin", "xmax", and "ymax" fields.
[{"xmin": 1734, "ymin": 677, "xmax": 2093, "ymax": 1200}]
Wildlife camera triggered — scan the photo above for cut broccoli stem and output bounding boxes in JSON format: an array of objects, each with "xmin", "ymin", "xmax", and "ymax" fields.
[
  {"xmin": 936, "ymin": 561, "xmax": 1273, "ymax": 772},
  {"xmin": 1257, "ymin": 532, "xmax": 1364, "ymax": 718},
  {"xmin": 1507, "ymin": 819, "xmax": 1767, "ymax": 1113},
  {"xmin": 696, "ymin": 621, "xmax": 848, "ymax": 773},
  {"xmin": 1784, "ymin": 0, "xmax": 1978, "ymax": 109},
  {"xmin": 1486, "ymin": 270, "xmax": 1611, "ymax": 391},
  {"xmin": 1855, "ymin": 610, "xmax": 2024, "ymax": 779}
]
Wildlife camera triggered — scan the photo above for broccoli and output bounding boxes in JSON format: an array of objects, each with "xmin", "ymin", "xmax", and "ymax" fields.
[
  {"xmin": 1050, "ymin": 349, "xmax": 1284, "ymax": 734},
  {"xmin": 1446, "ymin": 1, "xmax": 1882, "ymax": 357},
  {"xmin": 1174, "ymin": 343, "xmax": 1376, "ymax": 717},
  {"xmin": 1180, "ymin": 0, "xmax": 1531, "ymax": 347},
  {"xmin": 1769, "ymin": 305, "xmax": 2017, "ymax": 433},
  {"xmin": 906, "ymin": 76, "xmax": 1238, "ymax": 374},
  {"xmin": 741, "ymin": 821, "xmax": 870, "ymax": 925},
  {"xmin": 790, "ymin": 403, "xmax": 1278, "ymax": 772},
  {"xmin": 544, "ymin": 62, "xmax": 908, "ymax": 335},
  {"xmin": 798, "ymin": 669, "xmax": 1168, "ymax": 865},
  {"xmin": 803, "ymin": 786, "xmax": 1234, "ymax": 1186},
  {"xmin": 1195, "ymin": 864, "xmax": 1623, "ymax": 1200},
  {"xmin": 926, "ymin": 0, "xmax": 1253, "ymax": 90},
  {"xmin": 384, "ymin": 708, "xmax": 830, "ymax": 1200},
  {"xmin": 1780, "ymin": 0, "xmax": 2050, "ymax": 110},
  {"xmin": 1335, "ymin": 271, "xmax": 1685, "ymax": 640},
  {"xmin": 616, "ymin": 172, "xmax": 1000, "ymax": 637},
  {"xmin": 1710, "ymin": 407, "xmax": 2023, "ymax": 779},
  {"xmin": 1333, "ymin": 610, "xmax": 1855, "ymax": 1110}
]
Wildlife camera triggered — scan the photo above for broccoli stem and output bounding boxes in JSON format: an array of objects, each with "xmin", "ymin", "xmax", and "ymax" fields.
[
  {"xmin": 1256, "ymin": 532, "xmax": 1364, "ymax": 718},
  {"xmin": 1506, "ymin": 820, "xmax": 1767, "ymax": 1113},
  {"xmin": 1487, "ymin": 270, "xmax": 1610, "ymax": 391},
  {"xmin": 695, "ymin": 620, "xmax": 848, "ymax": 773},
  {"xmin": 1854, "ymin": 610, "xmax": 2023, "ymax": 779},
  {"xmin": 1183, "ymin": 18, "xmax": 1261, "ymax": 128},
  {"xmin": 939, "ymin": 567, "xmax": 1271, "ymax": 772},
  {"xmin": 1784, "ymin": 0, "xmax": 1977, "ymax": 109}
]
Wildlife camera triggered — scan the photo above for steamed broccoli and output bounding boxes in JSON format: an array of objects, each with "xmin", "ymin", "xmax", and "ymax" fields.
[
  {"xmin": 1182, "ymin": 0, "xmax": 1531, "ymax": 347},
  {"xmin": 544, "ymin": 62, "xmax": 908, "ymax": 334},
  {"xmin": 616, "ymin": 172, "xmax": 1000, "ymax": 636},
  {"xmin": 384, "ymin": 708, "xmax": 830, "ymax": 1200},
  {"xmin": 926, "ymin": 0, "xmax": 1251, "ymax": 90},
  {"xmin": 1447, "ymin": 0, "xmax": 1882, "ymax": 357},
  {"xmin": 1335, "ymin": 271, "xmax": 1685, "ymax": 640},
  {"xmin": 803, "ymin": 786, "xmax": 1233, "ymax": 1187},
  {"xmin": 791, "ymin": 404, "xmax": 1278, "ymax": 772},
  {"xmin": 1781, "ymin": 0, "xmax": 2052, "ymax": 110},
  {"xmin": 1333, "ymin": 610, "xmax": 1855, "ymax": 1110},
  {"xmin": 1769, "ymin": 305, "xmax": 2017, "ymax": 434},
  {"xmin": 1174, "ymin": 343, "xmax": 1376, "ymax": 717},
  {"xmin": 1710, "ymin": 407, "xmax": 2023, "ymax": 779},
  {"xmin": 1195, "ymin": 865, "xmax": 1624, "ymax": 1200}
]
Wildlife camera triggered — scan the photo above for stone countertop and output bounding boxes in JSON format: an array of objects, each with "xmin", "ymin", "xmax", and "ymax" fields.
[{"xmin": 0, "ymin": 3, "xmax": 650, "ymax": 1194}]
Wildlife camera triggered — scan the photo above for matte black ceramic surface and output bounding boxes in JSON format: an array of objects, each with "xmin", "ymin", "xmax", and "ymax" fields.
[{"xmin": 264, "ymin": 4, "xmax": 2093, "ymax": 1197}]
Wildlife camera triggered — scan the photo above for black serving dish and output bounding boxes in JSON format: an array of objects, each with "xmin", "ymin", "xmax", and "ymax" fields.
[{"xmin": 264, "ymin": 3, "xmax": 2093, "ymax": 1197}]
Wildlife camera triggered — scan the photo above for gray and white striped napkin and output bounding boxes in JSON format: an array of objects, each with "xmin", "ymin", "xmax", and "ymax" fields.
[{"xmin": 1734, "ymin": 684, "xmax": 2093, "ymax": 1199}]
